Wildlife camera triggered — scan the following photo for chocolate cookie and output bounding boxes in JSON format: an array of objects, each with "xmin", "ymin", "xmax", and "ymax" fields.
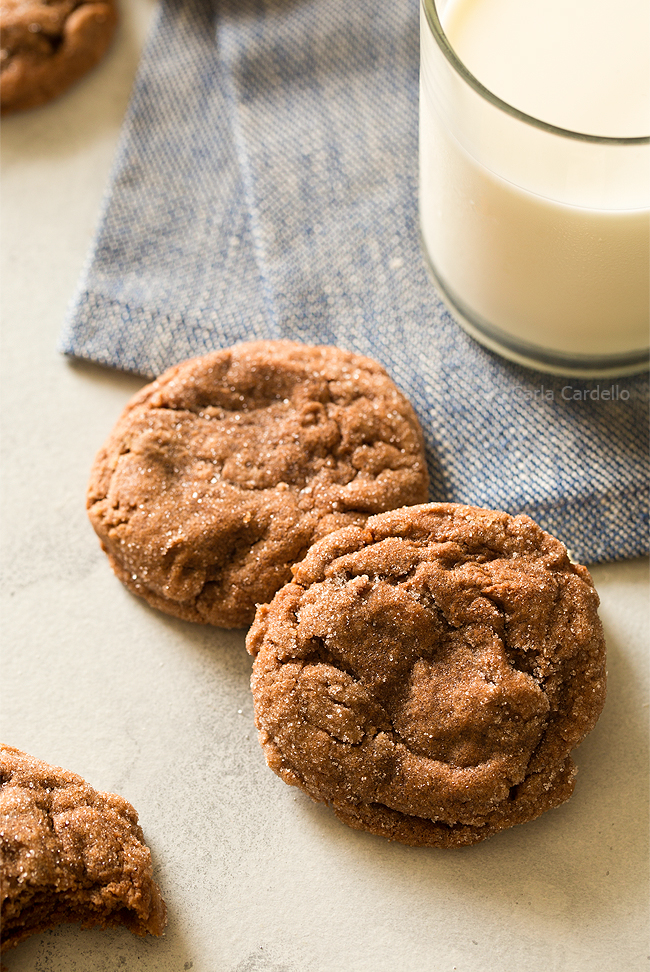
[
  {"xmin": 0, "ymin": 745, "xmax": 166, "ymax": 951},
  {"xmin": 0, "ymin": 1, "xmax": 118, "ymax": 115},
  {"xmin": 87, "ymin": 341, "xmax": 429, "ymax": 629},
  {"xmin": 247, "ymin": 503, "xmax": 607, "ymax": 847}
]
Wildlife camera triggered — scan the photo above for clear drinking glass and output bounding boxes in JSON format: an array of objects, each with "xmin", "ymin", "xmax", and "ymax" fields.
[{"xmin": 419, "ymin": 0, "xmax": 650, "ymax": 377}]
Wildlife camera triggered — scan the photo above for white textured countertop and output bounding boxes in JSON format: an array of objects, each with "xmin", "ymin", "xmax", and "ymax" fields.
[{"xmin": 1, "ymin": 3, "xmax": 648, "ymax": 970}]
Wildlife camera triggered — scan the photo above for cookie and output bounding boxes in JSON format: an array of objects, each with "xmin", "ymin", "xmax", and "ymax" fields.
[
  {"xmin": 246, "ymin": 503, "xmax": 607, "ymax": 847},
  {"xmin": 0, "ymin": 745, "xmax": 166, "ymax": 951},
  {"xmin": 87, "ymin": 341, "xmax": 429, "ymax": 629},
  {"xmin": 0, "ymin": 1, "xmax": 118, "ymax": 115}
]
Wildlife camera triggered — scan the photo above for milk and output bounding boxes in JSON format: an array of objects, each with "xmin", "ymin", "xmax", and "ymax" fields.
[
  {"xmin": 442, "ymin": 0, "xmax": 649, "ymax": 139},
  {"xmin": 419, "ymin": 0, "xmax": 650, "ymax": 372}
]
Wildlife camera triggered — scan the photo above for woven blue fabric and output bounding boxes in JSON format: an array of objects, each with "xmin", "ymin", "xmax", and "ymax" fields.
[{"xmin": 61, "ymin": 0, "xmax": 649, "ymax": 564}]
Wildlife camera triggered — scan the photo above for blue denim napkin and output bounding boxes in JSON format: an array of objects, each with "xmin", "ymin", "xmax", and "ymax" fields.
[{"xmin": 61, "ymin": 0, "xmax": 649, "ymax": 564}]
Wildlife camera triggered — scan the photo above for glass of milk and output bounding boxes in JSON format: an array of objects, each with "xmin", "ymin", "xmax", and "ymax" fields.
[{"xmin": 419, "ymin": 0, "xmax": 649, "ymax": 376}]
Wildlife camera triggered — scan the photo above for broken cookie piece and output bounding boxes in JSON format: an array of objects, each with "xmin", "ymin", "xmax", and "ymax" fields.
[
  {"xmin": 0, "ymin": 745, "xmax": 166, "ymax": 951},
  {"xmin": 247, "ymin": 503, "xmax": 607, "ymax": 847}
]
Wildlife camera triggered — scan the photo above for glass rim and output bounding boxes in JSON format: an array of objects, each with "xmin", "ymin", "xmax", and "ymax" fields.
[{"xmin": 422, "ymin": 0, "xmax": 650, "ymax": 146}]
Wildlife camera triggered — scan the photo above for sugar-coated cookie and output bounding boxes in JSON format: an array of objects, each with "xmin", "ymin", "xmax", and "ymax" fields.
[
  {"xmin": 247, "ymin": 503, "xmax": 607, "ymax": 847},
  {"xmin": 88, "ymin": 341, "xmax": 429, "ymax": 628},
  {"xmin": 0, "ymin": 0, "xmax": 118, "ymax": 114}
]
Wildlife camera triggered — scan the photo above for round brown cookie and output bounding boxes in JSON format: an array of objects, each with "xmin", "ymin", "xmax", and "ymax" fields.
[
  {"xmin": 0, "ymin": 0, "xmax": 118, "ymax": 115},
  {"xmin": 87, "ymin": 341, "xmax": 429, "ymax": 629},
  {"xmin": 0, "ymin": 745, "xmax": 166, "ymax": 951},
  {"xmin": 246, "ymin": 503, "xmax": 607, "ymax": 847}
]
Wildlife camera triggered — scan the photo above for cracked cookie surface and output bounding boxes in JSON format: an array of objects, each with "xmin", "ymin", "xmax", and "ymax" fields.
[
  {"xmin": 0, "ymin": 745, "xmax": 166, "ymax": 951},
  {"xmin": 0, "ymin": 0, "xmax": 118, "ymax": 114},
  {"xmin": 87, "ymin": 341, "xmax": 429, "ymax": 628},
  {"xmin": 246, "ymin": 503, "xmax": 607, "ymax": 847}
]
